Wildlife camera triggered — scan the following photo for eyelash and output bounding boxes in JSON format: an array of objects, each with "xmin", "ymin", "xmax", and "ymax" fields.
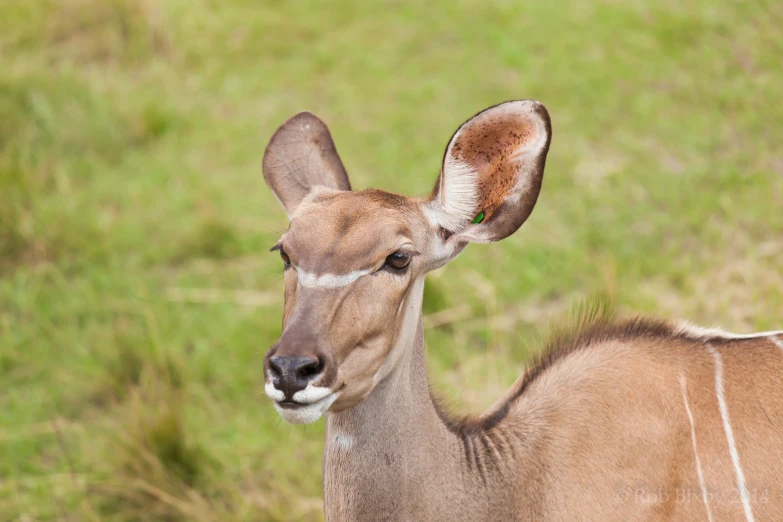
[{"xmin": 279, "ymin": 247, "xmax": 291, "ymax": 268}]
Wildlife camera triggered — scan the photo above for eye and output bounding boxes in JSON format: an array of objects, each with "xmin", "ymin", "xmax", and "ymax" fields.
[
  {"xmin": 279, "ymin": 247, "xmax": 291, "ymax": 267},
  {"xmin": 385, "ymin": 250, "xmax": 411, "ymax": 271}
]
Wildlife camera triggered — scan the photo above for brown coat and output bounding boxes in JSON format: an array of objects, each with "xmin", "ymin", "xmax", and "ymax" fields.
[{"xmin": 261, "ymin": 102, "xmax": 783, "ymax": 521}]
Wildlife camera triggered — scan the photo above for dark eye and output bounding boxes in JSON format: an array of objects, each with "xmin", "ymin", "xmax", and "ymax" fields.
[
  {"xmin": 385, "ymin": 250, "xmax": 411, "ymax": 271},
  {"xmin": 279, "ymin": 247, "xmax": 291, "ymax": 267}
]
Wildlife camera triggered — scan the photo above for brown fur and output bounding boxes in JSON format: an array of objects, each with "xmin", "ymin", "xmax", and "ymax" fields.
[
  {"xmin": 261, "ymin": 103, "xmax": 783, "ymax": 521},
  {"xmin": 322, "ymin": 303, "xmax": 783, "ymax": 521},
  {"xmin": 263, "ymin": 111, "xmax": 351, "ymax": 215}
]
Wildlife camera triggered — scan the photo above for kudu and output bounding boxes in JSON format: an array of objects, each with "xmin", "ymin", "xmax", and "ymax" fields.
[{"xmin": 261, "ymin": 101, "xmax": 783, "ymax": 521}]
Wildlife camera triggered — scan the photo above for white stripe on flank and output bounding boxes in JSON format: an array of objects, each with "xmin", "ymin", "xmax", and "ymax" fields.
[
  {"xmin": 679, "ymin": 374, "xmax": 714, "ymax": 522},
  {"xmin": 706, "ymin": 344, "xmax": 755, "ymax": 522},
  {"xmin": 675, "ymin": 322, "xmax": 783, "ymax": 340},
  {"xmin": 771, "ymin": 335, "xmax": 783, "ymax": 354},
  {"xmin": 296, "ymin": 267, "xmax": 372, "ymax": 288}
]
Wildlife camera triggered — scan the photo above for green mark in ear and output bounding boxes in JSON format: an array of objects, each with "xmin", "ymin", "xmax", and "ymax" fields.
[{"xmin": 472, "ymin": 212, "xmax": 485, "ymax": 224}]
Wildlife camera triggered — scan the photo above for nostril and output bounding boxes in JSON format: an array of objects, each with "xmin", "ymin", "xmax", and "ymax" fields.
[
  {"xmin": 296, "ymin": 358, "xmax": 323, "ymax": 379},
  {"xmin": 268, "ymin": 356, "xmax": 284, "ymax": 380}
]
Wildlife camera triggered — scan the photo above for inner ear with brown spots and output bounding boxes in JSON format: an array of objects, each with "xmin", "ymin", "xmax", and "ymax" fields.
[
  {"xmin": 263, "ymin": 111, "xmax": 351, "ymax": 217},
  {"xmin": 428, "ymin": 100, "xmax": 552, "ymax": 242}
]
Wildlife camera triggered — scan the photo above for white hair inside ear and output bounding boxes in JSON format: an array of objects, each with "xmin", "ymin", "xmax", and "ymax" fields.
[
  {"xmin": 425, "ymin": 100, "xmax": 551, "ymax": 244},
  {"xmin": 428, "ymin": 157, "xmax": 478, "ymax": 233}
]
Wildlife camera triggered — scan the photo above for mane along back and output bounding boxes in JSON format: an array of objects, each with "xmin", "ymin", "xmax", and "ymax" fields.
[{"xmin": 433, "ymin": 304, "xmax": 773, "ymax": 437}]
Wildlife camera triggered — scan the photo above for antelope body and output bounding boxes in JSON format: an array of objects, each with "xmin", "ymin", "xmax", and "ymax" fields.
[{"xmin": 261, "ymin": 101, "xmax": 783, "ymax": 521}]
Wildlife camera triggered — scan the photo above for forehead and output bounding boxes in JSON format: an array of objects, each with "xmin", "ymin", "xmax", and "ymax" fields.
[{"xmin": 284, "ymin": 189, "xmax": 421, "ymax": 271}]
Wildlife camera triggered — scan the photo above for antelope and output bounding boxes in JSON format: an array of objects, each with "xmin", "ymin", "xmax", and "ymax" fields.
[{"xmin": 261, "ymin": 101, "xmax": 783, "ymax": 521}]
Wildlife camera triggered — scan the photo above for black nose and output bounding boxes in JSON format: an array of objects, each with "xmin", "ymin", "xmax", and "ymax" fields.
[{"xmin": 268, "ymin": 355, "xmax": 324, "ymax": 399}]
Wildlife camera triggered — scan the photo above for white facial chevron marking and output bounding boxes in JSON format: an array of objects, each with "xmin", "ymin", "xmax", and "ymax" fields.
[
  {"xmin": 706, "ymin": 344, "xmax": 755, "ymax": 522},
  {"xmin": 679, "ymin": 374, "xmax": 714, "ymax": 522},
  {"xmin": 296, "ymin": 267, "xmax": 372, "ymax": 288}
]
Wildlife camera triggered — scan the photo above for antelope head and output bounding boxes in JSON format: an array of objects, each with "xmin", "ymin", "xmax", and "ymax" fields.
[{"xmin": 262, "ymin": 101, "xmax": 552, "ymax": 423}]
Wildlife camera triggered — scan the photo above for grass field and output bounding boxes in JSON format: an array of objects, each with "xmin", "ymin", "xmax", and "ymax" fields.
[{"xmin": 1, "ymin": 0, "xmax": 782, "ymax": 520}]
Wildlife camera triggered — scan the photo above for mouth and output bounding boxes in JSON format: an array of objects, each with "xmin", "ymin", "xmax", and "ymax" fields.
[
  {"xmin": 276, "ymin": 400, "xmax": 304, "ymax": 409},
  {"xmin": 266, "ymin": 383, "xmax": 343, "ymax": 424},
  {"xmin": 272, "ymin": 392, "xmax": 339, "ymax": 424},
  {"xmin": 274, "ymin": 392, "xmax": 334, "ymax": 410}
]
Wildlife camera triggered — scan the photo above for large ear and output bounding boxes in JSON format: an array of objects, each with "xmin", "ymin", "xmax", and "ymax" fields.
[
  {"xmin": 263, "ymin": 112, "xmax": 351, "ymax": 217},
  {"xmin": 428, "ymin": 100, "xmax": 551, "ymax": 242}
]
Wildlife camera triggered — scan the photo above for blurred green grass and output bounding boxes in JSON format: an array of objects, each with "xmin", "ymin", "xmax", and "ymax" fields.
[{"xmin": 1, "ymin": 0, "xmax": 782, "ymax": 519}]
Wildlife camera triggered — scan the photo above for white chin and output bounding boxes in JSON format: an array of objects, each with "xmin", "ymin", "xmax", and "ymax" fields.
[{"xmin": 273, "ymin": 394, "xmax": 338, "ymax": 424}]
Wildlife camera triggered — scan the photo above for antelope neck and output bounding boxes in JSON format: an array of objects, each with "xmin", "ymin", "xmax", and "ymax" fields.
[{"xmin": 322, "ymin": 282, "xmax": 497, "ymax": 520}]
